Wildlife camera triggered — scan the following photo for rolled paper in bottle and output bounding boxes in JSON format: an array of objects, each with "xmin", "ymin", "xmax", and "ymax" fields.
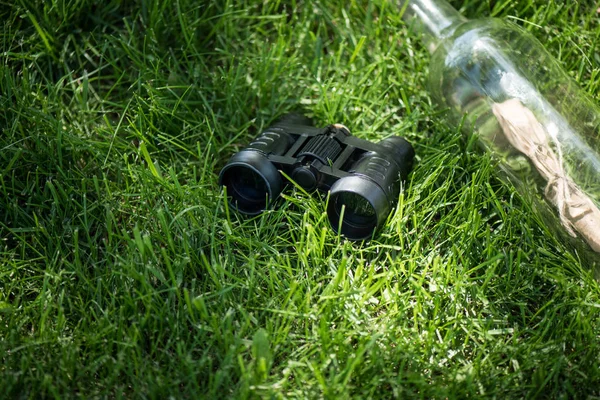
[{"xmin": 492, "ymin": 99, "xmax": 600, "ymax": 253}]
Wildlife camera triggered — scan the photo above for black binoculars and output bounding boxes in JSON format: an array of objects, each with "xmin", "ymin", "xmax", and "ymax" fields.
[{"xmin": 219, "ymin": 114, "xmax": 415, "ymax": 240}]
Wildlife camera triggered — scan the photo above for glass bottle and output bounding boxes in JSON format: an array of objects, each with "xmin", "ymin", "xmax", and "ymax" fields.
[{"xmin": 400, "ymin": 0, "xmax": 600, "ymax": 272}]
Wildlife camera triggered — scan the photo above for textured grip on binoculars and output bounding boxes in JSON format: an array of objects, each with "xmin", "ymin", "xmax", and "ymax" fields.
[
  {"xmin": 248, "ymin": 130, "xmax": 294, "ymax": 156},
  {"xmin": 378, "ymin": 136, "xmax": 415, "ymax": 179},
  {"xmin": 356, "ymin": 156, "xmax": 390, "ymax": 182}
]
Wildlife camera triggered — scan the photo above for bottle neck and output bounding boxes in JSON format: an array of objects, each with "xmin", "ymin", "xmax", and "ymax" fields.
[{"xmin": 400, "ymin": 0, "xmax": 467, "ymax": 53}]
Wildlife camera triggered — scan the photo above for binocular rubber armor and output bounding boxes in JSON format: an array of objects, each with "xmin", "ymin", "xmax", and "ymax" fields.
[{"xmin": 219, "ymin": 114, "xmax": 415, "ymax": 240}]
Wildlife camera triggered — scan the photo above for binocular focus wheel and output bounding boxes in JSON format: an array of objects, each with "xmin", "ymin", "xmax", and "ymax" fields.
[{"xmin": 218, "ymin": 151, "xmax": 283, "ymax": 215}]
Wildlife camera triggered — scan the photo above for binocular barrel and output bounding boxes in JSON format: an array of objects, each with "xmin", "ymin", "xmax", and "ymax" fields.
[
  {"xmin": 327, "ymin": 136, "xmax": 413, "ymax": 239},
  {"xmin": 219, "ymin": 114, "xmax": 414, "ymax": 240}
]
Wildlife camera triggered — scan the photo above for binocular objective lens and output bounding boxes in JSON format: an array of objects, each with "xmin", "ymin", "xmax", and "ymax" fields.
[
  {"xmin": 327, "ymin": 175, "xmax": 391, "ymax": 240},
  {"xmin": 221, "ymin": 166, "xmax": 269, "ymax": 214},
  {"xmin": 234, "ymin": 167, "xmax": 268, "ymax": 199},
  {"xmin": 219, "ymin": 150, "xmax": 284, "ymax": 215},
  {"xmin": 335, "ymin": 192, "xmax": 376, "ymax": 220},
  {"xmin": 328, "ymin": 190, "xmax": 378, "ymax": 240}
]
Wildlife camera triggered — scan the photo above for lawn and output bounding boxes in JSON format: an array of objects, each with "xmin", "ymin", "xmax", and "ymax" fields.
[{"xmin": 2, "ymin": 0, "xmax": 600, "ymax": 398}]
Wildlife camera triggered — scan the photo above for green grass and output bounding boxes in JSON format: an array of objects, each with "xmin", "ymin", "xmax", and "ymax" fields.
[{"xmin": 2, "ymin": 0, "xmax": 600, "ymax": 398}]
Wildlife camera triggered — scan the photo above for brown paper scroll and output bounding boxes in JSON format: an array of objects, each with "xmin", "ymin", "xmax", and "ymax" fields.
[{"xmin": 492, "ymin": 98, "xmax": 600, "ymax": 253}]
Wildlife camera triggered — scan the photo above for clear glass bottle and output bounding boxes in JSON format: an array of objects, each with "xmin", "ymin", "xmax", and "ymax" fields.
[{"xmin": 401, "ymin": 0, "xmax": 600, "ymax": 272}]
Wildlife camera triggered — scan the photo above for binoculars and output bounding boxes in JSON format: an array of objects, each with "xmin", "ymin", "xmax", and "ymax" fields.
[{"xmin": 219, "ymin": 114, "xmax": 415, "ymax": 240}]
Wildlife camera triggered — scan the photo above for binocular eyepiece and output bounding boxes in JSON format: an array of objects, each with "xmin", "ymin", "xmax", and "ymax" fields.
[{"xmin": 219, "ymin": 114, "xmax": 415, "ymax": 240}]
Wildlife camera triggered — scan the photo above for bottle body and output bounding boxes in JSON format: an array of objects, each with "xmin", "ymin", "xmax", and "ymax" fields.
[
  {"xmin": 430, "ymin": 18, "xmax": 600, "ymax": 162},
  {"xmin": 404, "ymin": 2, "xmax": 600, "ymax": 268}
]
